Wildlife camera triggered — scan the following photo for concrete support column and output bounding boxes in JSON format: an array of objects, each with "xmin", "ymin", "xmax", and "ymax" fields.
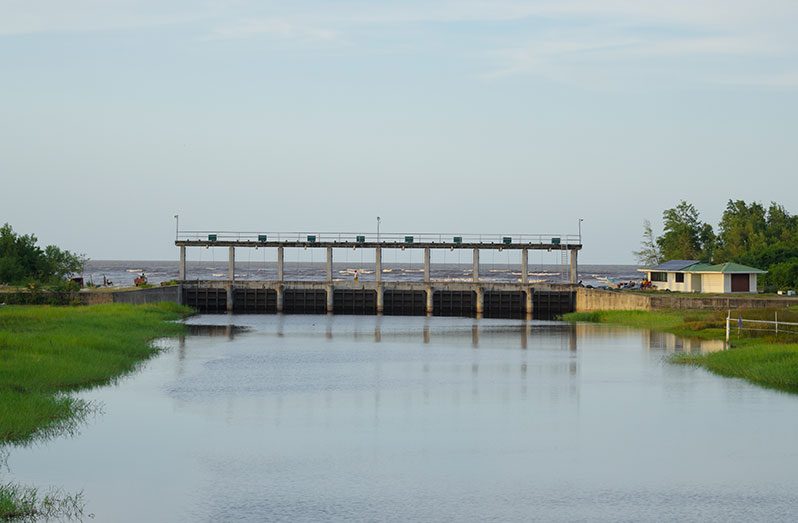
[
  {"xmin": 226, "ymin": 284, "xmax": 234, "ymax": 313},
  {"xmin": 277, "ymin": 246, "xmax": 284, "ymax": 281},
  {"xmin": 521, "ymin": 248, "xmax": 528, "ymax": 284},
  {"xmin": 376, "ymin": 284, "xmax": 384, "ymax": 313},
  {"xmin": 475, "ymin": 286, "xmax": 484, "ymax": 314},
  {"xmin": 426, "ymin": 286, "xmax": 434, "ymax": 315},
  {"xmin": 472, "ymin": 248, "xmax": 480, "ymax": 281},
  {"xmin": 326, "ymin": 284, "xmax": 334, "ymax": 313},
  {"xmin": 276, "ymin": 285, "xmax": 284, "ymax": 313},
  {"xmin": 570, "ymin": 249, "xmax": 579, "ymax": 284},
  {"xmin": 227, "ymin": 247, "xmax": 235, "ymax": 312},
  {"xmin": 424, "ymin": 247, "xmax": 431, "ymax": 283},
  {"xmin": 326, "ymin": 247, "xmax": 333, "ymax": 282},
  {"xmin": 178, "ymin": 245, "xmax": 186, "ymax": 280},
  {"xmin": 375, "ymin": 247, "xmax": 382, "ymax": 283},
  {"xmin": 525, "ymin": 288, "xmax": 533, "ymax": 317}
]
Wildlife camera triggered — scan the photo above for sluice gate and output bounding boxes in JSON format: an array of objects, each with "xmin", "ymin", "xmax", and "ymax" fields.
[
  {"xmin": 181, "ymin": 283, "xmax": 576, "ymax": 319},
  {"xmin": 175, "ymin": 229, "xmax": 582, "ymax": 319}
]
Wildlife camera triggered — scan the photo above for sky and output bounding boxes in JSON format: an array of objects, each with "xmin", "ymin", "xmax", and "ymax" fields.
[{"xmin": 2, "ymin": 0, "xmax": 797, "ymax": 264}]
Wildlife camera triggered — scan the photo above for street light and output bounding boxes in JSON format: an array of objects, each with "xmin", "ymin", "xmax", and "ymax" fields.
[
  {"xmin": 377, "ymin": 216, "xmax": 381, "ymax": 242},
  {"xmin": 174, "ymin": 214, "xmax": 179, "ymax": 241},
  {"xmin": 578, "ymin": 218, "xmax": 584, "ymax": 244}
]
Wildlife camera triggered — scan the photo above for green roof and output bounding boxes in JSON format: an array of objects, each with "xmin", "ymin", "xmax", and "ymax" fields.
[{"xmin": 683, "ymin": 262, "xmax": 766, "ymax": 274}]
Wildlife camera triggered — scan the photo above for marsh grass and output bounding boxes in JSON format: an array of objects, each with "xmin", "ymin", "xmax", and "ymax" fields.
[
  {"xmin": 0, "ymin": 482, "xmax": 85, "ymax": 521},
  {"xmin": 0, "ymin": 302, "xmax": 190, "ymax": 444},
  {"xmin": 564, "ymin": 307, "xmax": 798, "ymax": 393},
  {"xmin": 0, "ymin": 302, "xmax": 190, "ymax": 520}
]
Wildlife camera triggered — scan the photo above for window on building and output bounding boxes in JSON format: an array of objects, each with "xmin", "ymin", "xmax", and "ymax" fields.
[
  {"xmin": 651, "ymin": 272, "xmax": 667, "ymax": 282},
  {"xmin": 675, "ymin": 273, "xmax": 685, "ymax": 283}
]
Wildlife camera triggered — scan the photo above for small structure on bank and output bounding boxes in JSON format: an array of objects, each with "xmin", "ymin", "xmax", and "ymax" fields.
[{"xmin": 639, "ymin": 260, "xmax": 766, "ymax": 293}]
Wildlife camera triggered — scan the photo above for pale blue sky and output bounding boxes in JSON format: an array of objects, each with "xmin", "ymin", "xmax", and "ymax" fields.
[{"xmin": 2, "ymin": 1, "xmax": 797, "ymax": 263}]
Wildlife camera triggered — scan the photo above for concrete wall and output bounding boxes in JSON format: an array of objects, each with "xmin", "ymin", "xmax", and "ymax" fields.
[
  {"xmin": 575, "ymin": 288, "xmax": 652, "ymax": 311},
  {"xmin": 79, "ymin": 286, "xmax": 180, "ymax": 305},
  {"xmin": 576, "ymin": 287, "xmax": 797, "ymax": 312}
]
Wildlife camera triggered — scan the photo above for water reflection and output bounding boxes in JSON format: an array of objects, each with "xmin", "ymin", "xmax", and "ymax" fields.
[
  {"xmin": 8, "ymin": 314, "xmax": 798, "ymax": 522},
  {"xmin": 645, "ymin": 330, "xmax": 725, "ymax": 353}
]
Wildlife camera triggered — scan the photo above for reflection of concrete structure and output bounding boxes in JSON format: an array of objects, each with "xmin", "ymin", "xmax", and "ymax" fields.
[
  {"xmin": 639, "ymin": 260, "xmax": 766, "ymax": 293},
  {"xmin": 645, "ymin": 330, "xmax": 724, "ymax": 353}
]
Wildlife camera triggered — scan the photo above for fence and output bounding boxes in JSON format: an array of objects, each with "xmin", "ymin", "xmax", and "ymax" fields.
[{"xmin": 725, "ymin": 311, "xmax": 798, "ymax": 346}]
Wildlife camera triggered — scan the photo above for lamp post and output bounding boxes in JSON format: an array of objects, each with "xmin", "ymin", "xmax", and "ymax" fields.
[
  {"xmin": 377, "ymin": 216, "xmax": 381, "ymax": 243},
  {"xmin": 174, "ymin": 214, "xmax": 179, "ymax": 241},
  {"xmin": 578, "ymin": 218, "xmax": 583, "ymax": 244}
]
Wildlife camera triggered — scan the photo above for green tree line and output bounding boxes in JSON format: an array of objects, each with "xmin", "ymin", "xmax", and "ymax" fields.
[
  {"xmin": 635, "ymin": 200, "xmax": 798, "ymax": 291},
  {"xmin": 0, "ymin": 224, "xmax": 86, "ymax": 287}
]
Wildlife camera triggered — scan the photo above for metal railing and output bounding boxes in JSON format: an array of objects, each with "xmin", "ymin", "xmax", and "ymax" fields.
[{"xmin": 177, "ymin": 230, "xmax": 581, "ymax": 246}]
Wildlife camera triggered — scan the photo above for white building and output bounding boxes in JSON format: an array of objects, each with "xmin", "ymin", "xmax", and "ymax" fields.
[{"xmin": 639, "ymin": 260, "xmax": 766, "ymax": 293}]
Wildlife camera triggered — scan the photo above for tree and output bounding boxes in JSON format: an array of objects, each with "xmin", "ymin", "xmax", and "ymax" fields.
[
  {"xmin": 633, "ymin": 220, "xmax": 661, "ymax": 267},
  {"xmin": 716, "ymin": 200, "xmax": 767, "ymax": 261},
  {"xmin": 656, "ymin": 201, "xmax": 715, "ymax": 261},
  {"xmin": 0, "ymin": 223, "xmax": 86, "ymax": 285}
]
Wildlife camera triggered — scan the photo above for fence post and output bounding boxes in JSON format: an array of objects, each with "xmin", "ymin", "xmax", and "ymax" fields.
[
  {"xmin": 725, "ymin": 311, "xmax": 730, "ymax": 349},
  {"xmin": 775, "ymin": 311, "xmax": 779, "ymax": 335}
]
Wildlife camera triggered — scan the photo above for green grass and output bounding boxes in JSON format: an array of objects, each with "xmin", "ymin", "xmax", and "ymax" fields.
[
  {"xmin": 0, "ymin": 302, "xmax": 191, "ymax": 520},
  {"xmin": 563, "ymin": 307, "xmax": 798, "ymax": 393},
  {"xmin": 0, "ymin": 482, "xmax": 84, "ymax": 521},
  {"xmin": 0, "ymin": 302, "xmax": 190, "ymax": 444}
]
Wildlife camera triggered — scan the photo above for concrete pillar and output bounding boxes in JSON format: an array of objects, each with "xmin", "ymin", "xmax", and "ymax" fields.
[
  {"xmin": 475, "ymin": 286, "xmax": 484, "ymax": 314},
  {"xmin": 178, "ymin": 245, "xmax": 186, "ymax": 280},
  {"xmin": 228, "ymin": 247, "xmax": 235, "ymax": 281},
  {"xmin": 570, "ymin": 249, "xmax": 579, "ymax": 284},
  {"xmin": 521, "ymin": 248, "xmax": 528, "ymax": 284},
  {"xmin": 276, "ymin": 285, "xmax": 284, "ymax": 313},
  {"xmin": 226, "ymin": 284, "xmax": 234, "ymax": 313},
  {"xmin": 326, "ymin": 247, "xmax": 333, "ymax": 282},
  {"xmin": 277, "ymin": 246, "xmax": 284, "ymax": 281},
  {"xmin": 376, "ymin": 284, "xmax": 384, "ymax": 313},
  {"xmin": 326, "ymin": 284, "xmax": 334, "ymax": 313},
  {"xmin": 426, "ymin": 286, "xmax": 434, "ymax": 315},
  {"xmin": 375, "ymin": 247, "xmax": 382, "ymax": 283},
  {"xmin": 525, "ymin": 288, "xmax": 533, "ymax": 317},
  {"xmin": 227, "ymin": 247, "xmax": 235, "ymax": 312},
  {"xmin": 424, "ymin": 247, "xmax": 431, "ymax": 283},
  {"xmin": 472, "ymin": 248, "xmax": 480, "ymax": 281}
]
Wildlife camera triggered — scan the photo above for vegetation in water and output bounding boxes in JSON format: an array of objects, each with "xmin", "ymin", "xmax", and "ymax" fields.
[
  {"xmin": 564, "ymin": 308, "xmax": 798, "ymax": 393},
  {"xmin": 0, "ymin": 223, "xmax": 86, "ymax": 288},
  {"xmin": 634, "ymin": 200, "xmax": 798, "ymax": 291},
  {"xmin": 0, "ymin": 302, "xmax": 191, "ymax": 520},
  {"xmin": 0, "ymin": 481, "xmax": 85, "ymax": 522},
  {"xmin": 0, "ymin": 302, "xmax": 190, "ymax": 444}
]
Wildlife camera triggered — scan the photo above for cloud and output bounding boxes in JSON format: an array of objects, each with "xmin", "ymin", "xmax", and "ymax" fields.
[{"xmin": 206, "ymin": 18, "xmax": 337, "ymax": 42}]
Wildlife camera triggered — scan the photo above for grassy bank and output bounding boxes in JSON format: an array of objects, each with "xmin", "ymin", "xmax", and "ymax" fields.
[
  {"xmin": 0, "ymin": 302, "xmax": 190, "ymax": 520},
  {"xmin": 563, "ymin": 308, "xmax": 798, "ymax": 393},
  {"xmin": 0, "ymin": 303, "xmax": 190, "ymax": 444}
]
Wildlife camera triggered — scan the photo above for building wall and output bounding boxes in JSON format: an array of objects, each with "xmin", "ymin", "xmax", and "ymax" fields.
[
  {"xmin": 701, "ymin": 273, "xmax": 725, "ymax": 293},
  {"xmin": 647, "ymin": 271, "xmax": 691, "ymax": 292}
]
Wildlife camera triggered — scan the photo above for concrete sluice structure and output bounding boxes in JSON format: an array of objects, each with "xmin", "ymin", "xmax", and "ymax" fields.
[{"xmin": 175, "ymin": 231, "xmax": 582, "ymax": 320}]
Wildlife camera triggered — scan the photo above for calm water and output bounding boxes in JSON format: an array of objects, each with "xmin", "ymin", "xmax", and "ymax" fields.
[{"xmin": 5, "ymin": 316, "xmax": 798, "ymax": 522}]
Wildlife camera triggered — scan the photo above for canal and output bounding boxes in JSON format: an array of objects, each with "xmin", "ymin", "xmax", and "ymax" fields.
[{"xmin": 5, "ymin": 315, "xmax": 798, "ymax": 521}]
